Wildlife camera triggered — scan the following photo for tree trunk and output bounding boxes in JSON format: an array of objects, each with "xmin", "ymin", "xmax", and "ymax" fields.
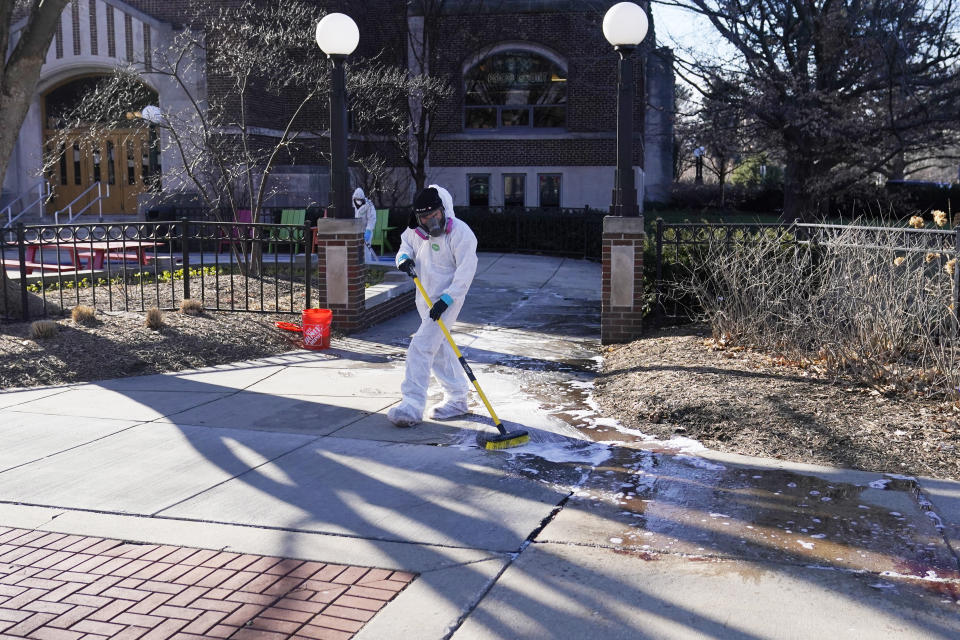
[
  {"xmin": 0, "ymin": 1, "xmax": 71, "ymax": 319},
  {"xmin": 782, "ymin": 153, "xmax": 816, "ymax": 222},
  {"xmin": 0, "ymin": 268, "xmax": 60, "ymax": 320},
  {"xmin": 0, "ymin": 0, "xmax": 71, "ymax": 190},
  {"xmin": 888, "ymin": 151, "xmax": 906, "ymax": 181}
]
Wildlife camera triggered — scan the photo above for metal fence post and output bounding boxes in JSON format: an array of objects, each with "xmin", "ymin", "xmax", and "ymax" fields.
[
  {"xmin": 655, "ymin": 217, "xmax": 664, "ymax": 325},
  {"xmin": 515, "ymin": 210, "xmax": 521, "ymax": 252},
  {"xmin": 16, "ymin": 223, "xmax": 28, "ymax": 321},
  {"xmin": 304, "ymin": 219, "xmax": 313, "ymax": 310},
  {"xmin": 180, "ymin": 218, "xmax": 190, "ymax": 301},
  {"xmin": 583, "ymin": 209, "xmax": 589, "ymax": 258},
  {"xmin": 954, "ymin": 228, "xmax": 960, "ymax": 334}
]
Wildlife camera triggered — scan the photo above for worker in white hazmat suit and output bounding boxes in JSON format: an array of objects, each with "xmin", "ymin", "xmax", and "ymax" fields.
[
  {"xmin": 388, "ymin": 185, "xmax": 478, "ymax": 427},
  {"xmin": 353, "ymin": 187, "xmax": 378, "ymax": 262}
]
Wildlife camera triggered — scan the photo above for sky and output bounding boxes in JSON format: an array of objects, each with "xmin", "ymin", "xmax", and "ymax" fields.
[
  {"xmin": 649, "ymin": 2, "xmax": 730, "ymax": 62},
  {"xmin": 650, "ymin": 2, "xmax": 706, "ymax": 50}
]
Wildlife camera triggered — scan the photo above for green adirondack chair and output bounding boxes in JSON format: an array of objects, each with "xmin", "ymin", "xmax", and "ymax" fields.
[
  {"xmin": 371, "ymin": 208, "xmax": 396, "ymax": 255},
  {"xmin": 267, "ymin": 208, "xmax": 306, "ymax": 254}
]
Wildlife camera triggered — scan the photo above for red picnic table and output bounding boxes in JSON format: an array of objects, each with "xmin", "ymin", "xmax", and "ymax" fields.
[{"xmin": 24, "ymin": 241, "xmax": 164, "ymax": 270}]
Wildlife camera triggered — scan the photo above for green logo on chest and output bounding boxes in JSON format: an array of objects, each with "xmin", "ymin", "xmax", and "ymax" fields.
[{"xmin": 431, "ymin": 243, "xmax": 440, "ymax": 251}]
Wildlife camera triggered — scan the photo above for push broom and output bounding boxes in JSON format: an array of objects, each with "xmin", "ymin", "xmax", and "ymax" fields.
[{"xmin": 409, "ymin": 268, "xmax": 529, "ymax": 450}]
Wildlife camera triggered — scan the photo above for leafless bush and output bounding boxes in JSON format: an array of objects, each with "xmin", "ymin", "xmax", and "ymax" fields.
[{"xmin": 675, "ymin": 223, "xmax": 960, "ymax": 396}]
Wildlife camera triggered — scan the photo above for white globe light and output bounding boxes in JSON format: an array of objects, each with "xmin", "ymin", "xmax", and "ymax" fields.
[
  {"xmin": 140, "ymin": 105, "xmax": 163, "ymax": 124},
  {"xmin": 315, "ymin": 13, "xmax": 359, "ymax": 56},
  {"xmin": 603, "ymin": 2, "xmax": 649, "ymax": 47}
]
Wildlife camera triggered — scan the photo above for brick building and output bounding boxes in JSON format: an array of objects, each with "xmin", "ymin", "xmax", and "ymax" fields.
[{"xmin": 2, "ymin": 0, "xmax": 673, "ymax": 219}]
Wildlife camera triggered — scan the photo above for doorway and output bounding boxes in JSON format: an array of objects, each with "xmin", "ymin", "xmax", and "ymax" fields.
[
  {"xmin": 43, "ymin": 76, "xmax": 160, "ymax": 216},
  {"xmin": 45, "ymin": 128, "xmax": 157, "ymax": 215}
]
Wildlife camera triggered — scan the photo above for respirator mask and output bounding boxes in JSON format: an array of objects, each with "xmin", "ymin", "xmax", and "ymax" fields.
[{"xmin": 417, "ymin": 208, "xmax": 445, "ymax": 237}]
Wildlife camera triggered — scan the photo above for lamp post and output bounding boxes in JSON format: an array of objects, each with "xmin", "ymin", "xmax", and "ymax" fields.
[
  {"xmin": 315, "ymin": 13, "xmax": 359, "ymax": 219},
  {"xmin": 603, "ymin": 2, "xmax": 648, "ymax": 217},
  {"xmin": 694, "ymin": 146, "xmax": 705, "ymax": 184}
]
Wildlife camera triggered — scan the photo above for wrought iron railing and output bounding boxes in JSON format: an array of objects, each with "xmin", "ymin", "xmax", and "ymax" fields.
[
  {"xmin": 652, "ymin": 219, "xmax": 960, "ymax": 326},
  {"xmin": 1, "ymin": 219, "xmax": 318, "ymax": 322}
]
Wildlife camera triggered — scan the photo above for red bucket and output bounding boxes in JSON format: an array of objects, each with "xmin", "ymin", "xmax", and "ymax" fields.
[{"xmin": 301, "ymin": 308, "xmax": 332, "ymax": 350}]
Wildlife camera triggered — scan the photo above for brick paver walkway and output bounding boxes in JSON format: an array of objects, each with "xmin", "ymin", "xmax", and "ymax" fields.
[{"xmin": 0, "ymin": 527, "xmax": 415, "ymax": 640}]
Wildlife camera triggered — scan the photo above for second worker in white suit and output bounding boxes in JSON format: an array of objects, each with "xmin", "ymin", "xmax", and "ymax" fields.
[
  {"xmin": 388, "ymin": 185, "xmax": 478, "ymax": 427},
  {"xmin": 353, "ymin": 187, "xmax": 378, "ymax": 262}
]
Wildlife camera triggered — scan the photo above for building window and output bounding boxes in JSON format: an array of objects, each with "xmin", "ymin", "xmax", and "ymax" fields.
[
  {"xmin": 126, "ymin": 140, "xmax": 136, "ymax": 185},
  {"xmin": 106, "ymin": 6, "xmax": 116, "ymax": 58},
  {"xmin": 464, "ymin": 51, "xmax": 566, "ymax": 130},
  {"xmin": 504, "ymin": 174, "xmax": 525, "ymax": 208},
  {"xmin": 124, "ymin": 14, "xmax": 134, "ymax": 62},
  {"xmin": 539, "ymin": 174, "xmax": 561, "ymax": 209},
  {"xmin": 55, "ymin": 14, "xmax": 64, "ymax": 59},
  {"xmin": 89, "ymin": 0, "xmax": 98, "ymax": 55},
  {"xmin": 58, "ymin": 144, "xmax": 67, "ymax": 186},
  {"xmin": 71, "ymin": 2, "xmax": 81, "ymax": 56},
  {"xmin": 106, "ymin": 141, "xmax": 115, "ymax": 185},
  {"xmin": 72, "ymin": 142, "xmax": 82, "ymax": 185},
  {"xmin": 468, "ymin": 175, "xmax": 490, "ymax": 206},
  {"xmin": 144, "ymin": 24, "xmax": 152, "ymax": 71}
]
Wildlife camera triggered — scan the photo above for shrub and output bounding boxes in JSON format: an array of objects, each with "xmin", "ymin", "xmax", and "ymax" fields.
[
  {"xmin": 669, "ymin": 182, "xmax": 785, "ymax": 214},
  {"xmin": 145, "ymin": 307, "xmax": 164, "ymax": 330},
  {"xmin": 30, "ymin": 320, "xmax": 59, "ymax": 339},
  {"xmin": 71, "ymin": 305, "xmax": 96, "ymax": 325},
  {"xmin": 180, "ymin": 298, "xmax": 203, "ymax": 315},
  {"xmin": 673, "ymin": 221, "xmax": 960, "ymax": 396}
]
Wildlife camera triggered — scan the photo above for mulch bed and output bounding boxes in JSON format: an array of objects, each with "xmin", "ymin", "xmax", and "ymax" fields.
[
  {"xmin": 594, "ymin": 324, "xmax": 960, "ymax": 480},
  {"xmin": 0, "ymin": 309, "xmax": 300, "ymax": 389}
]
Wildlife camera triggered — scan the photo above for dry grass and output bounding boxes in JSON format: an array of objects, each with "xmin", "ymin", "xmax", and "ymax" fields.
[
  {"xmin": 145, "ymin": 307, "xmax": 164, "ymax": 330},
  {"xmin": 29, "ymin": 320, "xmax": 59, "ymax": 340},
  {"xmin": 71, "ymin": 305, "xmax": 97, "ymax": 325},
  {"xmin": 180, "ymin": 299, "xmax": 203, "ymax": 315}
]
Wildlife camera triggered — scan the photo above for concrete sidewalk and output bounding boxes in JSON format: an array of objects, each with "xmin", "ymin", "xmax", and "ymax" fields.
[{"xmin": 0, "ymin": 252, "xmax": 958, "ymax": 639}]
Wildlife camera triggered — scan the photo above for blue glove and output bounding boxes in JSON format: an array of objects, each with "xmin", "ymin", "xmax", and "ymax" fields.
[
  {"xmin": 398, "ymin": 257, "xmax": 416, "ymax": 278},
  {"xmin": 429, "ymin": 294, "xmax": 453, "ymax": 321},
  {"xmin": 364, "ymin": 229, "xmax": 373, "ymax": 244}
]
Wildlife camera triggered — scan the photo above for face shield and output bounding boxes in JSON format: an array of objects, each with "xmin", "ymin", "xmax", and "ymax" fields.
[{"xmin": 417, "ymin": 207, "xmax": 445, "ymax": 237}]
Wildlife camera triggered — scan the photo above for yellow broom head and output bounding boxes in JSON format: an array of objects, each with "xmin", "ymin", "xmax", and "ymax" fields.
[{"xmin": 479, "ymin": 431, "xmax": 530, "ymax": 450}]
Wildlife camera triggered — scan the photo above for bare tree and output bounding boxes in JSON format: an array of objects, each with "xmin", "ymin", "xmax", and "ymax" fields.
[
  {"xmin": 696, "ymin": 74, "xmax": 745, "ymax": 201},
  {"xmin": 0, "ymin": 0, "xmax": 70, "ymax": 193},
  {"xmin": 668, "ymin": 0, "xmax": 960, "ymax": 221},
  {"xmin": 346, "ymin": 0, "xmax": 456, "ymax": 193},
  {"xmin": 672, "ymin": 83, "xmax": 697, "ymax": 180},
  {"xmin": 0, "ymin": 0, "xmax": 70, "ymax": 318},
  {"xmin": 49, "ymin": 0, "xmax": 415, "ymax": 274}
]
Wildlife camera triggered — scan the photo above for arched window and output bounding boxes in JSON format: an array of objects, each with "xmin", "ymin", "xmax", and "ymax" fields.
[{"xmin": 464, "ymin": 50, "xmax": 566, "ymax": 130}]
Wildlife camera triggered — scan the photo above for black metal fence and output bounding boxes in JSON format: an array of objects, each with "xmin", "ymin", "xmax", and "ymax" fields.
[
  {"xmin": 151, "ymin": 205, "xmax": 608, "ymax": 260},
  {"xmin": 652, "ymin": 219, "xmax": 960, "ymax": 325},
  {"xmin": 387, "ymin": 206, "xmax": 607, "ymax": 259},
  {"xmin": 653, "ymin": 219, "xmax": 793, "ymax": 323},
  {"xmin": 1, "ymin": 219, "xmax": 318, "ymax": 322}
]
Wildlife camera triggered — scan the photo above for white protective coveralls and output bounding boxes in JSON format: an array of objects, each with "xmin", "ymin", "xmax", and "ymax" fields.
[
  {"xmin": 352, "ymin": 187, "xmax": 378, "ymax": 263},
  {"xmin": 388, "ymin": 185, "xmax": 479, "ymax": 427}
]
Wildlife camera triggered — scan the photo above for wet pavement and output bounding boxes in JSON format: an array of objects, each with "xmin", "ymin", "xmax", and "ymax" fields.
[{"xmin": 0, "ymin": 252, "xmax": 958, "ymax": 639}]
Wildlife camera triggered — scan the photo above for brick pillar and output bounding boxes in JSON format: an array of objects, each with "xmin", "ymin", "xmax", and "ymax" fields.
[
  {"xmin": 602, "ymin": 215, "xmax": 645, "ymax": 344},
  {"xmin": 313, "ymin": 217, "xmax": 365, "ymax": 332}
]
